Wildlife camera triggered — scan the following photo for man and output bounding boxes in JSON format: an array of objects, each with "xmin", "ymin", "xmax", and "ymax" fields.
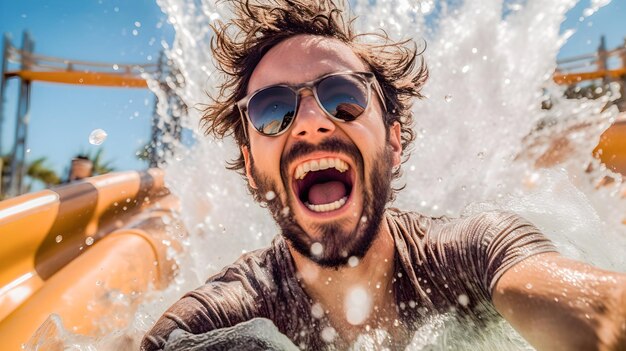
[{"xmin": 142, "ymin": 0, "xmax": 626, "ymax": 350}]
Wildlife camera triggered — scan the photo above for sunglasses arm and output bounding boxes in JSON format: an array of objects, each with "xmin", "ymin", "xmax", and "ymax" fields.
[
  {"xmin": 372, "ymin": 81, "xmax": 388, "ymax": 113},
  {"xmin": 237, "ymin": 104, "xmax": 250, "ymax": 140}
]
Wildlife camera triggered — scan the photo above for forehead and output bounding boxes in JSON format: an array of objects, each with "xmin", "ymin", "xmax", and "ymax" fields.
[{"xmin": 247, "ymin": 35, "xmax": 368, "ymax": 93}]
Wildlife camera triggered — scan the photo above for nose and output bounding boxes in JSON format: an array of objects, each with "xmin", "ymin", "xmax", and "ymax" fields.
[{"xmin": 290, "ymin": 93, "xmax": 336, "ymax": 142}]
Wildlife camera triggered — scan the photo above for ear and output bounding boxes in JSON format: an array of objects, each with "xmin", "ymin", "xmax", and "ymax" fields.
[
  {"xmin": 389, "ymin": 122, "xmax": 402, "ymax": 168},
  {"xmin": 241, "ymin": 146, "xmax": 258, "ymax": 189}
]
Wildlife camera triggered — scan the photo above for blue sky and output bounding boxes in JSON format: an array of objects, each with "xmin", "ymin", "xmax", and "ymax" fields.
[
  {"xmin": 0, "ymin": 0, "xmax": 624, "ymax": 184},
  {"xmin": 0, "ymin": 0, "xmax": 174, "ymax": 182}
]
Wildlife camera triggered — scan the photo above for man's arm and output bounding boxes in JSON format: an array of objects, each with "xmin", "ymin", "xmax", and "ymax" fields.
[
  {"xmin": 493, "ymin": 252, "xmax": 626, "ymax": 351},
  {"xmin": 141, "ymin": 280, "xmax": 260, "ymax": 350}
]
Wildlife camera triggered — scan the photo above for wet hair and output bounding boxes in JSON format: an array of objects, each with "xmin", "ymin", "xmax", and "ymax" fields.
[{"xmin": 201, "ymin": 0, "xmax": 428, "ymax": 189}]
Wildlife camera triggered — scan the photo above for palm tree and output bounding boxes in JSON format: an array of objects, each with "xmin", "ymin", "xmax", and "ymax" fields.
[
  {"xmin": 0, "ymin": 154, "xmax": 60, "ymax": 197},
  {"xmin": 27, "ymin": 157, "xmax": 61, "ymax": 186}
]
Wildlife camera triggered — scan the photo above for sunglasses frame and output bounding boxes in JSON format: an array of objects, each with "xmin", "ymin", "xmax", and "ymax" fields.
[{"xmin": 236, "ymin": 71, "xmax": 387, "ymax": 138}]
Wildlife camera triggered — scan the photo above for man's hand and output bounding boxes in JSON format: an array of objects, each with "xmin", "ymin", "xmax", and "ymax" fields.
[{"xmin": 493, "ymin": 252, "xmax": 626, "ymax": 351}]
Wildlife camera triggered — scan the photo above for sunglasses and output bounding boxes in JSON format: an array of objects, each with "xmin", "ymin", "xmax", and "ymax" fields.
[{"xmin": 236, "ymin": 71, "xmax": 387, "ymax": 137}]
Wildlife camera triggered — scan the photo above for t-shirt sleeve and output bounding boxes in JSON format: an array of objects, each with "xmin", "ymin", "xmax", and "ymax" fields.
[
  {"xmin": 414, "ymin": 210, "xmax": 557, "ymax": 315},
  {"xmin": 140, "ymin": 268, "xmax": 260, "ymax": 350},
  {"xmin": 449, "ymin": 211, "xmax": 557, "ymax": 298}
]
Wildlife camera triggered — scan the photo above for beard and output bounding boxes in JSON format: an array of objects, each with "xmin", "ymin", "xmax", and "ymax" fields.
[{"xmin": 249, "ymin": 138, "xmax": 394, "ymax": 268}]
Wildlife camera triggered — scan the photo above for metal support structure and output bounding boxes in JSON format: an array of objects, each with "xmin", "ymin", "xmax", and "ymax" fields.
[
  {"xmin": 148, "ymin": 51, "xmax": 185, "ymax": 168},
  {"xmin": 0, "ymin": 34, "xmax": 10, "ymax": 157},
  {"xmin": 617, "ymin": 38, "xmax": 626, "ymax": 111},
  {"xmin": 0, "ymin": 35, "xmax": 10, "ymax": 197},
  {"xmin": 7, "ymin": 32, "xmax": 34, "ymax": 197},
  {"xmin": 597, "ymin": 35, "xmax": 609, "ymax": 83}
]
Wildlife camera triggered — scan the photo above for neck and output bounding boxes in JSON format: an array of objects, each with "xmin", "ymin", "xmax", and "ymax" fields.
[{"xmin": 288, "ymin": 215, "xmax": 398, "ymax": 343}]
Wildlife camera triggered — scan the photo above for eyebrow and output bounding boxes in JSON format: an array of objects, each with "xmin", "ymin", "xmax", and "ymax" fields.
[{"xmin": 252, "ymin": 70, "xmax": 338, "ymax": 90}]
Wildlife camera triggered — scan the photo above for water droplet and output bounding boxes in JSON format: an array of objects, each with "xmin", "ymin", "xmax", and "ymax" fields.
[
  {"xmin": 348, "ymin": 256, "xmax": 359, "ymax": 267},
  {"xmin": 345, "ymin": 287, "xmax": 372, "ymax": 325},
  {"xmin": 132, "ymin": 29, "xmax": 139, "ymax": 36},
  {"xmin": 85, "ymin": 237, "xmax": 94, "ymax": 246},
  {"xmin": 525, "ymin": 283, "xmax": 533, "ymax": 289},
  {"xmin": 461, "ymin": 65, "xmax": 470, "ymax": 73},
  {"xmin": 458, "ymin": 294, "xmax": 469, "ymax": 306},
  {"xmin": 477, "ymin": 151, "xmax": 485, "ymax": 159},
  {"xmin": 134, "ymin": 21, "xmax": 141, "ymax": 27},
  {"xmin": 26, "ymin": 148, "xmax": 30, "ymax": 153},
  {"xmin": 471, "ymin": 47, "xmax": 478, "ymax": 54},
  {"xmin": 113, "ymin": 64, "xmax": 119, "ymax": 70},
  {"xmin": 360, "ymin": 216, "xmax": 367, "ymax": 223},
  {"xmin": 89, "ymin": 128, "xmax": 108, "ymax": 145},
  {"xmin": 281, "ymin": 207, "xmax": 290, "ymax": 216},
  {"xmin": 311, "ymin": 242, "xmax": 323, "ymax": 256},
  {"xmin": 321, "ymin": 326, "xmax": 337, "ymax": 343},
  {"xmin": 311, "ymin": 303, "xmax": 324, "ymax": 319},
  {"xmin": 444, "ymin": 94, "xmax": 453, "ymax": 102},
  {"xmin": 96, "ymin": 280, "xmax": 102, "ymax": 286},
  {"xmin": 265, "ymin": 191, "xmax": 276, "ymax": 201},
  {"xmin": 55, "ymin": 235, "xmax": 63, "ymax": 243}
]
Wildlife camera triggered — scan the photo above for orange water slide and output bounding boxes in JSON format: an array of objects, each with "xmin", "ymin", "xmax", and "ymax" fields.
[
  {"xmin": 553, "ymin": 67, "xmax": 626, "ymax": 85},
  {"xmin": 0, "ymin": 169, "xmax": 184, "ymax": 350},
  {"xmin": 595, "ymin": 118, "xmax": 626, "ymax": 175},
  {"xmin": 4, "ymin": 70, "xmax": 148, "ymax": 88}
]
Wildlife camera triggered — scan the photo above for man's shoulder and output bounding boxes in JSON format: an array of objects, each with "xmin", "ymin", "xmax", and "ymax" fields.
[
  {"xmin": 385, "ymin": 207, "xmax": 452, "ymax": 235},
  {"xmin": 386, "ymin": 207, "xmax": 533, "ymax": 239}
]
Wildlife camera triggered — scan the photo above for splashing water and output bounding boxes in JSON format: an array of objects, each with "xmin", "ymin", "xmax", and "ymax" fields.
[{"xmin": 27, "ymin": 0, "xmax": 626, "ymax": 349}]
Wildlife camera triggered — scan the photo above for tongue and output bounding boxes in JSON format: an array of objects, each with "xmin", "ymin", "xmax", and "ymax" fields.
[{"xmin": 308, "ymin": 181, "xmax": 347, "ymax": 205}]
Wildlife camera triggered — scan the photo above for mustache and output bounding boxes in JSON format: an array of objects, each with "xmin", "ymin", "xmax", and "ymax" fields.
[{"xmin": 280, "ymin": 138, "xmax": 363, "ymax": 180}]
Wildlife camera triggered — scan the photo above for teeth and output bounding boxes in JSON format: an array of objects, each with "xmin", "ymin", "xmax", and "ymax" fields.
[
  {"xmin": 294, "ymin": 157, "xmax": 350, "ymax": 180},
  {"xmin": 306, "ymin": 197, "xmax": 347, "ymax": 213}
]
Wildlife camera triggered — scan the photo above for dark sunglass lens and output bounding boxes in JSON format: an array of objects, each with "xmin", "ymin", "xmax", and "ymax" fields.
[
  {"xmin": 317, "ymin": 75, "xmax": 368, "ymax": 121},
  {"xmin": 247, "ymin": 87, "xmax": 297, "ymax": 135}
]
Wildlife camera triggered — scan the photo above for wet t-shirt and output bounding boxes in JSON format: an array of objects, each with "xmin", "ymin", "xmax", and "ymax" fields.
[{"xmin": 141, "ymin": 209, "xmax": 557, "ymax": 350}]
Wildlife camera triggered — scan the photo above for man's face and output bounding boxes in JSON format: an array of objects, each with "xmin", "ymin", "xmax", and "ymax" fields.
[{"xmin": 242, "ymin": 35, "xmax": 402, "ymax": 266}]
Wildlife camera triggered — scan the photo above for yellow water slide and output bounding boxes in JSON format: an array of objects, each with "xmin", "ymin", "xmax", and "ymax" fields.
[
  {"xmin": 0, "ymin": 169, "xmax": 184, "ymax": 350},
  {"xmin": 595, "ymin": 117, "xmax": 626, "ymax": 175}
]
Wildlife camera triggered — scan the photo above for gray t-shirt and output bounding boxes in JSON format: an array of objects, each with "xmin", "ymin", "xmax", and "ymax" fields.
[{"xmin": 142, "ymin": 209, "xmax": 556, "ymax": 350}]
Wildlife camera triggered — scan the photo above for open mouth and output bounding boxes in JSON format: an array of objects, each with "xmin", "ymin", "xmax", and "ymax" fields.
[{"xmin": 293, "ymin": 157, "xmax": 354, "ymax": 213}]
